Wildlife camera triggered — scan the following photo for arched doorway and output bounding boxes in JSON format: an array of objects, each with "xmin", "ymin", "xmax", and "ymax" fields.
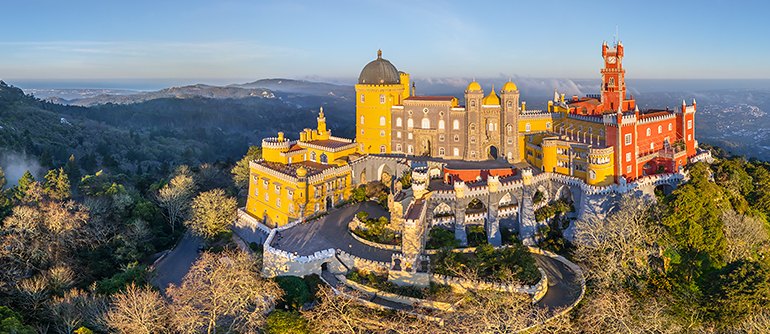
[
  {"xmin": 488, "ymin": 145, "xmax": 498, "ymax": 160},
  {"xmin": 420, "ymin": 138, "xmax": 432, "ymax": 156},
  {"xmin": 325, "ymin": 196, "xmax": 332, "ymax": 210},
  {"xmin": 655, "ymin": 184, "xmax": 675, "ymax": 196}
]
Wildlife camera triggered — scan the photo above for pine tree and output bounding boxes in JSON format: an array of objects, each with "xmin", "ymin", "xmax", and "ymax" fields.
[
  {"xmin": 14, "ymin": 170, "xmax": 35, "ymax": 201},
  {"xmin": 43, "ymin": 168, "xmax": 71, "ymax": 200},
  {"xmin": 64, "ymin": 154, "xmax": 80, "ymax": 189}
]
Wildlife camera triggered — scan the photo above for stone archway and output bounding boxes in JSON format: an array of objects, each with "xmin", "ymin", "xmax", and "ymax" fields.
[
  {"xmin": 378, "ymin": 164, "xmax": 393, "ymax": 184},
  {"xmin": 487, "ymin": 145, "xmax": 499, "ymax": 160},
  {"xmin": 325, "ymin": 196, "xmax": 333, "ymax": 210},
  {"xmin": 655, "ymin": 183, "xmax": 675, "ymax": 196}
]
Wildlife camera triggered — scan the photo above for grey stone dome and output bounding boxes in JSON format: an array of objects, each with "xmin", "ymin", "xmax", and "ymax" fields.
[{"xmin": 358, "ymin": 50, "xmax": 400, "ymax": 85}]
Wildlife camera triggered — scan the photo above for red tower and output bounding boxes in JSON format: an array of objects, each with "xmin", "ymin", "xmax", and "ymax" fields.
[{"xmin": 601, "ymin": 41, "xmax": 626, "ymax": 111}]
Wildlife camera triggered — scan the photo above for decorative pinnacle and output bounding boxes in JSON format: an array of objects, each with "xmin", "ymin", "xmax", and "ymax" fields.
[
  {"xmin": 377, "ymin": 49, "xmax": 382, "ymax": 58},
  {"xmin": 319, "ymin": 106, "xmax": 324, "ymax": 117}
]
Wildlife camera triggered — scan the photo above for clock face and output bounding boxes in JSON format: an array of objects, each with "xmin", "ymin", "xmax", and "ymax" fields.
[{"xmin": 607, "ymin": 56, "xmax": 617, "ymax": 64}]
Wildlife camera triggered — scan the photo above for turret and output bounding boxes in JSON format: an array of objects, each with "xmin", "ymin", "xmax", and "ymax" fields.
[{"xmin": 317, "ymin": 106, "xmax": 327, "ymax": 135}]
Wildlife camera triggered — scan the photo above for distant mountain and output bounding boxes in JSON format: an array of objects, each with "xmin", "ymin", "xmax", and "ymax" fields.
[
  {"xmin": 47, "ymin": 84, "xmax": 277, "ymax": 107},
  {"xmin": 231, "ymin": 78, "xmax": 354, "ymax": 99}
]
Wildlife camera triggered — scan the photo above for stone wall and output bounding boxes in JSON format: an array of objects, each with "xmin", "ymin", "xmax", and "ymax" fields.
[
  {"xmin": 338, "ymin": 275, "xmax": 456, "ymax": 311},
  {"xmin": 261, "ymin": 219, "xmax": 339, "ymax": 277},
  {"xmin": 430, "ymin": 267, "xmax": 547, "ymax": 303},
  {"xmin": 336, "ymin": 250, "xmax": 390, "ymax": 275}
]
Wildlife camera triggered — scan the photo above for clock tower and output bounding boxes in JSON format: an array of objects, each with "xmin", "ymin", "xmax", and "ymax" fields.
[{"xmin": 600, "ymin": 41, "xmax": 626, "ymax": 111}]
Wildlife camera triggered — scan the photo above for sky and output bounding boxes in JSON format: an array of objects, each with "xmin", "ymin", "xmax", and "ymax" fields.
[{"xmin": 1, "ymin": 0, "xmax": 769, "ymax": 87}]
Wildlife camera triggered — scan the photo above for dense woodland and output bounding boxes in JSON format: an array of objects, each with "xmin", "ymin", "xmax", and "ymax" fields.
[{"xmin": 0, "ymin": 80, "xmax": 769, "ymax": 333}]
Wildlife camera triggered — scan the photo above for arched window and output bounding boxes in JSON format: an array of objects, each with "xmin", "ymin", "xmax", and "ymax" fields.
[
  {"xmin": 360, "ymin": 115, "xmax": 365, "ymax": 124},
  {"xmin": 380, "ymin": 145, "xmax": 386, "ymax": 153},
  {"xmin": 507, "ymin": 101, "xmax": 512, "ymax": 108},
  {"xmin": 408, "ymin": 145, "xmax": 414, "ymax": 154},
  {"xmin": 668, "ymin": 123, "xmax": 672, "ymax": 131},
  {"xmin": 453, "ymin": 135, "xmax": 459, "ymax": 142},
  {"xmin": 488, "ymin": 122, "xmax": 494, "ymax": 131},
  {"xmin": 470, "ymin": 123, "xmax": 476, "ymax": 131},
  {"xmin": 396, "ymin": 144, "xmax": 402, "ymax": 152},
  {"xmin": 396, "ymin": 117, "xmax": 402, "ymax": 127},
  {"xmin": 506, "ymin": 124, "xmax": 513, "ymax": 135},
  {"xmin": 320, "ymin": 153, "xmax": 328, "ymax": 164},
  {"xmin": 453, "ymin": 119, "xmax": 460, "ymax": 130},
  {"xmin": 439, "ymin": 147, "xmax": 445, "ymax": 155},
  {"xmin": 360, "ymin": 94, "xmax": 365, "ymax": 103},
  {"xmin": 379, "ymin": 94, "xmax": 385, "ymax": 104},
  {"xmin": 609, "ymin": 77, "xmax": 615, "ymax": 86},
  {"xmin": 421, "ymin": 118, "xmax": 430, "ymax": 129},
  {"xmin": 525, "ymin": 123, "xmax": 531, "ymax": 132},
  {"xmin": 470, "ymin": 100, "xmax": 476, "ymax": 107},
  {"xmin": 646, "ymin": 128, "xmax": 651, "ymax": 136},
  {"xmin": 310, "ymin": 151, "xmax": 317, "ymax": 161},
  {"xmin": 453, "ymin": 148, "xmax": 460, "ymax": 156},
  {"xmin": 650, "ymin": 142, "xmax": 655, "ymax": 150},
  {"xmin": 379, "ymin": 116, "xmax": 386, "ymax": 126},
  {"xmin": 438, "ymin": 120, "xmax": 445, "ymax": 130},
  {"xmin": 396, "ymin": 131, "xmax": 401, "ymax": 138},
  {"xmin": 407, "ymin": 118, "xmax": 414, "ymax": 128},
  {"xmin": 658, "ymin": 125, "xmax": 662, "ymax": 134}
]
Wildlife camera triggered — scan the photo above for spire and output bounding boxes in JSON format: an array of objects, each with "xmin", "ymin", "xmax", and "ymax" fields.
[
  {"xmin": 319, "ymin": 106, "xmax": 325, "ymax": 118},
  {"xmin": 377, "ymin": 49, "xmax": 382, "ymax": 59},
  {"xmin": 634, "ymin": 104, "xmax": 639, "ymax": 112}
]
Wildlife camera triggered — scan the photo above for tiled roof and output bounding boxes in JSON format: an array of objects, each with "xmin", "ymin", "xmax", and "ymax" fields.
[
  {"xmin": 305, "ymin": 139, "xmax": 353, "ymax": 149},
  {"xmin": 404, "ymin": 96, "xmax": 454, "ymax": 101}
]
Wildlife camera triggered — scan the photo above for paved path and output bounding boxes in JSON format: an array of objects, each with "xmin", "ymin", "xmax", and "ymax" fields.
[
  {"xmin": 271, "ymin": 202, "xmax": 395, "ymax": 262},
  {"xmin": 151, "ymin": 232, "xmax": 203, "ymax": 291},
  {"xmin": 533, "ymin": 254, "xmax": 582, "ymax": 312}
]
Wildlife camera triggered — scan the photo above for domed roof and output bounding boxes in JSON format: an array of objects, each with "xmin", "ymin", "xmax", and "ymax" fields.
[
  {"xmin": 502, "ymin": 81, "xmax": 518, "ymax": 92},
  {"xmin": 296, "ymin": 166, "xmax": 308, "ymax": 177},
  {"xmin": 358, "ymin": 50, "xmax": 400, "ymax": 85},
  {"xmin": 466, "ymin": 80, "xmax": 482, "ymax": 91},
  {"xmin": 482, "ymin": 85, "xmax": 500, "ymax": 105}
]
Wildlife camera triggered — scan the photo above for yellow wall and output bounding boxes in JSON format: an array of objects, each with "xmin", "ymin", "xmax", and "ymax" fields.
[
  {"xmin": 355, "ymin": 76, "xmax": 410, "ymax": 154},
  {"xmin": 246, "ymin": 165, "xmax": 353, "ymax": 227}
]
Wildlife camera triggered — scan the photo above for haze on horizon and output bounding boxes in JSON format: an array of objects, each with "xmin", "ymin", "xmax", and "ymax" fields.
[{"xmin": 1, "ymin": 0, "xmax": 769, "ymax": 86}]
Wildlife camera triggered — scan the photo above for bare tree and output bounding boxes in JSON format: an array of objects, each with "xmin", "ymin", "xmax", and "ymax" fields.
[
  {"xmin": 184, "ymin": 189, "xmax": 237, "ymax": 239},
  {"xmin": 167, "ymin": 250, "xmax": 281, "ymax": 334},
  {"xmin": 104, "ymin": 283, "xmax": 170, "ymax": 334},
  {"xmin": 48, "ymin": 289, "xmax": 108, "ymax": 334},
  {"xmin": 156, "ymin": 169, "xmax": 196, "ymax": 233},
  {"xmin": 738, "ymin": 309, "xmax": 770, "ymax": 334},
  {"xmin": 721, "ymin": 210, "xmax": 769, "ymax": 262},
  {"xmin": 574, "ymin": 289, "xmax": 684, "ymax": 334},
  {"xmin": 302, "ymin": 285, "xmax": 434, "ymax": 334},
  {"xmin": 572, "ymin": 194, "xmax": 663, "ymax": 289}
]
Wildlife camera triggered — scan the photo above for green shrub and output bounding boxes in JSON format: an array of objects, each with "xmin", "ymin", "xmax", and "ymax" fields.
[
  {"xmin": 275, "ymin": 276, "xmax": 312, "ymax": 310},
  {"xmin": 95, "ymin": 263, "xmax": 149, "ymax": 295},
  {"xmin": 265, "ymin": 310, "xmax": 309, "ymax": 334},
  {"xmin": 426, "ymin": 227, "xmax": 459, "ymax": 249}
]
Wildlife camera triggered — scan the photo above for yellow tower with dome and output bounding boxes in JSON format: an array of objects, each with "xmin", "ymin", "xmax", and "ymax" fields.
[{"xmin": 355, "ymin": 50, "xmax": 411, "ymax": 154}]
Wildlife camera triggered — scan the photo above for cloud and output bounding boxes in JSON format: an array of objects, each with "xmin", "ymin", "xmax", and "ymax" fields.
[{"xmin": 0, "ymin": 151, "xmax": 44, "ymax": 188}]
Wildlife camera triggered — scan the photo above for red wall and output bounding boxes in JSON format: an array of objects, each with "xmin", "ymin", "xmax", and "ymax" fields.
[{"xmin": 443, "ymin": 167, "xmax": 516, "ymax": 183}]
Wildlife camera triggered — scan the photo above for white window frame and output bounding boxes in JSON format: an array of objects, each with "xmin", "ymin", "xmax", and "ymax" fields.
[
  {"xmin": 453, "ymin": 119, "xmax": 460, "ymax": 130},
  {"xmin": 379, "ymin": 116, "xmax": 386, "ymax": 126},
  {"xmin": 624, "ymin": 133, "xmax": 632, "ymax": 145},
  {"xmin": 396, "ymin": 117, "xmax": 402, "ymax": 127}
]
